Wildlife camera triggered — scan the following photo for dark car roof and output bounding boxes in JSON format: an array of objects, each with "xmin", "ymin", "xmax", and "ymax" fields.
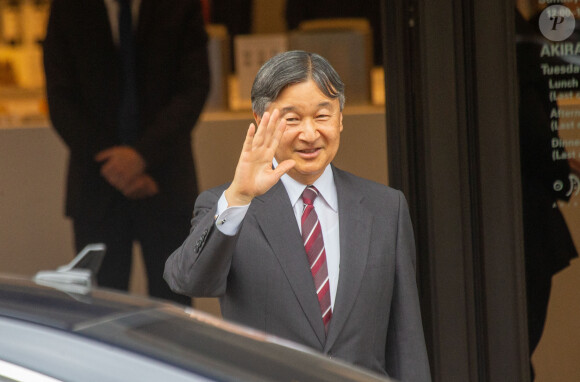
[
  {"xmin": 0, "ymin": 276, "xmax": 157, "ymax": 329},
  {"xmin": 0, "ymin": 275, "xmax": 391, "ymax": 382}
]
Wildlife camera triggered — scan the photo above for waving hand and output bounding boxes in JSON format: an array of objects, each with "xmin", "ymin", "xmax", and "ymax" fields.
[{"xmin": 224, "ymin": 109, "xmax": 295, "ymax": 206}]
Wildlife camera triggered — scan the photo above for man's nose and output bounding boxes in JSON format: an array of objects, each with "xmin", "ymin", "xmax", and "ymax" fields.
[{"xmin": 300, "ymin": 119, "xmax": 318, "ymax": 140}]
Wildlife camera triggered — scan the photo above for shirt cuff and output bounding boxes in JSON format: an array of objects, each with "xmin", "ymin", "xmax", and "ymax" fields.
[{"xmin": 215, "ymin": 191, "xmax": 250, "ymax": 236}]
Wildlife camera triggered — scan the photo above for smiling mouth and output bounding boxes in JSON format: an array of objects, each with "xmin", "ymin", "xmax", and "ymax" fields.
[
  {"xmin": 295, "ymin": 148, "xmax": 322, "ymax": 160},
  {"xmin": 297, "ymin": 148, "xmax": 320, "ymax": 154}
]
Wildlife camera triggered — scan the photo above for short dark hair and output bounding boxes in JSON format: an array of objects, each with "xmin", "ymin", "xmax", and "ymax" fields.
[{"xmin": 251, "ymin": 50, "xmax": 345, "ymax": 116}]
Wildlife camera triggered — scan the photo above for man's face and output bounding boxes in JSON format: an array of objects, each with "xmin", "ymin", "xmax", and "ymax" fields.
[{"xmin": 256, "ymin": 79, "xmax": 343, "ymax": 185}]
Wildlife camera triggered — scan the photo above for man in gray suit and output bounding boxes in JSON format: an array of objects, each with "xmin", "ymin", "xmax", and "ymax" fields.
[{"xmin": 164, "ymin": 51, "xmax": 430, "ymax": 381}]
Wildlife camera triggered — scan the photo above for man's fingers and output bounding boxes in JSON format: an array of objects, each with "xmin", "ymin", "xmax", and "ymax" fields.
[
  {"xmin": 274, "ymin": 159, "xmax": 296, "ymax": 178},
  {"xmin": 242, "ymin": 123, "xmax": 257, "ymax": 153},
  {"xmin": 146, "ymin": 177, "xmax": 160, "ymax": 195},
  {"xmin": 121, "ymin": 176, "xmax": 159, "ymax": 199},
  {"xmin": 263, "ymin": 109, "xmax": 281, "ymax": 147},
  {"xmin": 269, "ymin": 117, "xmax": 287, "ymax": 149},
  {"xmin": 266, "ymin": 109, "xmax": 279, "ymax": 132},
  {"xmin": 100, "ymin": 161, "xmax": 115, "ymax": 180},
  {"xmin": 254, "ymin": 109, "xmax": 282, "ymax": 147},
  {"xmin": 95, "ymin": 148, "xmax": 113, "ymax": 162},
  {"xmin": 109, "ymin": 176, "xmax": 130, "ymax": 191},
  {"xmin": 97, "ymin": 146, "xmax": 145, "ymax": 184},
  {"xmin": 252, "ymin": 111, "xmax": 270, "ymax": 148},
  {"xmin": 100, "ymin": 161, "xmax": 127, "ymax": 187}
]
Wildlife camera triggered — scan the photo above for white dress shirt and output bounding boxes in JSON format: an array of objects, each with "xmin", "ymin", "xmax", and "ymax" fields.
[
  {"xmin": 103, "ymin": 0, "xmax": 141, "ymax": 45},
  {"xmin": 214, "ymin": 164, "xmax": 340, "ymax": 309}
]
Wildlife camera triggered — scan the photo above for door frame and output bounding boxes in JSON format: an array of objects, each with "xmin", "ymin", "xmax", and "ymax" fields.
[{"xmin": 382, "ymin": 1, "xmax": 530, "ymax": 380}]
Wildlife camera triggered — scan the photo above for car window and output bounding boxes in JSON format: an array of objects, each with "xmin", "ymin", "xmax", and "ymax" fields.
[
  {"xmin": 76, "ymin": 307, "xmax": 388, "ymax": 382},
  {"xmin": 0, "ymin": 317, "xmax": 214, "ymax": 382}
]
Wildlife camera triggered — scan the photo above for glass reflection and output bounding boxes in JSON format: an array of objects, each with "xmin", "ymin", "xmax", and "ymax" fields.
[{"xmin": 515, "ymin": 2, "xmax": 580, "ymax": 380}]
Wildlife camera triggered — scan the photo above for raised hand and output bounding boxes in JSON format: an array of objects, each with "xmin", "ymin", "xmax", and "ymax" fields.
[{"xmin": 224, "ymin": 109, "xmax": 295, "ymax": 206}]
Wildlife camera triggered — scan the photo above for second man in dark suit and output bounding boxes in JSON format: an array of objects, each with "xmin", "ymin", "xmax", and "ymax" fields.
[{"xmin": 44, "ymin": 0, "xmax": 210, "ymax": 304}]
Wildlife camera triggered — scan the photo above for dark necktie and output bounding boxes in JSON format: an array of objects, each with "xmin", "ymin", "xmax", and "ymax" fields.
[
  {"xmin": 301, "ymin": 186, "xmax": 332, "ymax": 333},
  {"xmin": 117, "ymin": 0, "xmax": 138, "ymax": 144}
]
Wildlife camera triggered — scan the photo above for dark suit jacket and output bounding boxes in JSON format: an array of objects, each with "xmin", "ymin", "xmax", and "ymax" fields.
[
  {"xmin": 44, "ymin": 0, "xmax": 210, "ymax": 220},
  {"xmin": 165, "ymin": 166, "xmax": 431, "ymax": 381}
]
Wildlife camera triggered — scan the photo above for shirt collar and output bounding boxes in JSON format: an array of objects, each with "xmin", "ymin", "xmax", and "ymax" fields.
[{"xmin": 274, "ymin": 159, "xmax": 338, "ymax": 212}]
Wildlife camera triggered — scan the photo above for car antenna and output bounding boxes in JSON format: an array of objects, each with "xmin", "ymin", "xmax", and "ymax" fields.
[{"xmin": 33, "ymin": 244, "xmax": 106, "ymax": 294}]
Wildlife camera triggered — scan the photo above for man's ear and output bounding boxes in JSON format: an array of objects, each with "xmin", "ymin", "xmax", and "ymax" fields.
[
  {"xmin": 253, "ymin": 111, "xmax": 261, "ymax": 126},
  {"xmin": 339, "ymin": 112, "xmax": 344, "ymax": 132}
]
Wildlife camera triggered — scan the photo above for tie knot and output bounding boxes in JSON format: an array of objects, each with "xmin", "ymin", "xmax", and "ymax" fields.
[{"xmin": 302, "ymin": 186, "xmax": 319, "ymax": 206}]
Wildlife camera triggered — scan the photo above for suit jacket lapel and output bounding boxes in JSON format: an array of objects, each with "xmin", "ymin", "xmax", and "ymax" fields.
[
  {"xmin": 87, "ymin": 0, "xmax": 116, "ymax": 49},
  {"xmin": 253, "ymin": 182, "xmax": 328, "ymax": 346},
  {"xmin": 324, "ymin": 167, "xmax": 373, "ymax": 351},
  {"xmin": 135, "ymin": 0, "xmax": 154, "ymax": 46}
]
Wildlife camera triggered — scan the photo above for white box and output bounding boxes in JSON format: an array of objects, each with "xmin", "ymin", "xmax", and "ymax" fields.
[{"xmin": 233, "ymin": 34, "xmax": 288, "ymax": 110}]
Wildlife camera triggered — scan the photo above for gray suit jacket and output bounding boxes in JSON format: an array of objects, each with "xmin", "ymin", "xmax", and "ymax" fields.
[{"xmin": 164, "ymin": 166, "xmax": 431, "ymax": 381}]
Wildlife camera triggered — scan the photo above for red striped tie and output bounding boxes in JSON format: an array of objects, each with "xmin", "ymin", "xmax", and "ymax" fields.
[{"xmin": 301, "ymin": 186, "xmax": 332, "ymax": 333}]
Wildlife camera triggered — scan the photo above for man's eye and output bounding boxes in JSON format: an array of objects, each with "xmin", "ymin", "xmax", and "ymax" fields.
[
  {"xmin": 316, "ymin": 115, "xmax": 330, "ymax": 120},
  {"xmin": 286, "ymin": 117, "xmax": 299, "ymax": 122}
]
